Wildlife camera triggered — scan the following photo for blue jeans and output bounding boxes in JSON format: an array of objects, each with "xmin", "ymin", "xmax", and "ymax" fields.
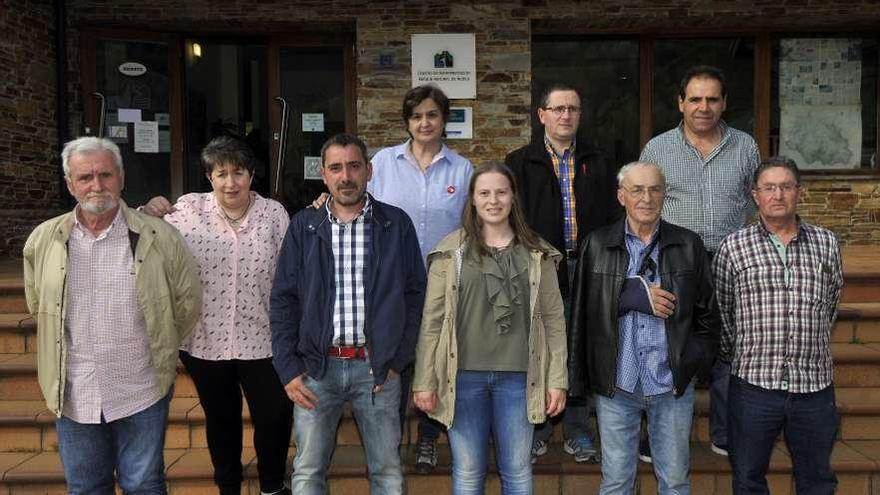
[
  {"xmin": 728, "ymin": 376, "xmax": 838, "ymax": 494},
  {"xmin": 596, "ymin": 382, "xmax": 695, "ymax": 495},
  {"xmin": 56, "ymin": 389, "xmax": 173, "ymax": 495},
  {"xmin": 709, "ymin": 359, "xmax": 730, "ymax": 447},
  {"xmin": 292, "ymin": 357, "xmax": 402, "ymax": 494},
  {"xmin": 448, "ymin": 370, "xmax": 533, "ymax": 495}
]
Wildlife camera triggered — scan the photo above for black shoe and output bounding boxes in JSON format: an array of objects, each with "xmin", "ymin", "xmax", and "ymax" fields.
[
  {"xmin": 638, "ymin": 435, "xmax": 652, "ymax": 463},
  {"xmin": 415, "ymin": 436, "xmax": 438, "ymax": 474}
]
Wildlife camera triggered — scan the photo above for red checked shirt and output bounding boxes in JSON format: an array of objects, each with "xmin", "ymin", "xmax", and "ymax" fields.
[
  {"xmin": 545, "ymin": 136, "xmax": 578, "ymax": 252},
  {"xmin": 63, "ymin": 207, "xmax": 162, "ymax": 423}
]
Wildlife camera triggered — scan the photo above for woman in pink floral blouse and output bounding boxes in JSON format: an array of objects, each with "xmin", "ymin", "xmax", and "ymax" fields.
[{"xmin": 143, "ymin": 136, "xmax": 292, "ymax": 495}]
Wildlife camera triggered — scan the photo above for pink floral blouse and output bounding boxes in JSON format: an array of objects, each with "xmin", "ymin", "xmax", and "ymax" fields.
[{"xmin": 166, "ymin": 192, "xmax": 289, "ymax": 360}]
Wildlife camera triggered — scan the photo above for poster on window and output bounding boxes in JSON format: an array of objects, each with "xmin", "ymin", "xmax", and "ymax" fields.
[
  {"xmin": 411, "ymin": 34, "xmax": 476, "ymax": 99},
  {"xmin": 778, "ymin": 38, "xmax": 862, "ymax": 169}
]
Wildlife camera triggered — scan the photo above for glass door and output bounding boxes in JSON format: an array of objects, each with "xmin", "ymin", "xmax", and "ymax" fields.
[
  {"xmin": 183, "ymin": 39, "xmax": 270, "ymax": 196},
  {"xmin": 80, "ymin": 30, "xmax": 183, "ymax": 205},
  {"xmin": 268, "ymin": 36, "xmax": 355, "ymax": 213}
]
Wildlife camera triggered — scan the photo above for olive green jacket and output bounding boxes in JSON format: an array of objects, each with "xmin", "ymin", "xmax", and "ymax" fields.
[
  {"xmin": 23, "ymin": 201, "xmax": 202, "ymax": 417},
  {"xmin": 412, "ymin": 229, "xmax": 567, "ymax": 428}
]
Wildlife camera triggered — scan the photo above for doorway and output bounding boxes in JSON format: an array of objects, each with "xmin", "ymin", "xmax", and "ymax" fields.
[{"xmin": 80, "ymin": 30, "xmax": 355, "ymax": 213}]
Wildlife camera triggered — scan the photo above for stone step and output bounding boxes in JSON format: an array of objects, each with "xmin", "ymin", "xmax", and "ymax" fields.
[
  {"xmin": 0, "ymin": 441, "xmax": 879, "ymax": 494},
  {"xmin": 3, "ymin": 304, "xmax": 879, "ymax": 360},
  {"xmin": 3, "ymin": 342, "xmax": 880, "ymax": 401},
  {"xmin": 0, "ymin": 396, "xmax": 412, "ymax": 453},
  {"xmin": 840, "ymin": 246, "xmax": 880, "ymax": 304}
]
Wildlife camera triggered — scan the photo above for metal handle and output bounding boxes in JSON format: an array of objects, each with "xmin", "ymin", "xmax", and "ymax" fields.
[
  {"xmin": 92, "ymin": 92, "xmax": 106, "ymax": 137},
  {"xmin": 273, "ymin": 96, "xmax": 290, "ymax": 199}
]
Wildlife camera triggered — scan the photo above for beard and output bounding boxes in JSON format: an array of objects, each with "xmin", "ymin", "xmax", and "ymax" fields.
[
  {"xmin": 78, "ymin": 193, "xmax": 119, "ymax": 215},
  {"xmin": 332, "ymin": 183, "xmax": 367, "ymax": 207}
]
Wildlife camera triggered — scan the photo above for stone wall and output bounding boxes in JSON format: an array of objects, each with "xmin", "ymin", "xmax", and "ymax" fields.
[
  {"xmin": 802, "ymin": 179, "xmax": 880, "ymax": 244},
  {"xmin": 1, "ymin": 0, "xmax": 879, "ymax": 259},
  {"xmin": 0, "ymin": 0, "xmax": 63, "ymax": 258}
]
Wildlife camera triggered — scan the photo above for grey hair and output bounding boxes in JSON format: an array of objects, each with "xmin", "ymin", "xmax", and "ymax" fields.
[
  {"xmin": 616, "ymin": 161, "xmax": 666, "ymax": 188},
  {"xmin": 61, "ymin": 137, "xmax": 124, "ymax": 178}
]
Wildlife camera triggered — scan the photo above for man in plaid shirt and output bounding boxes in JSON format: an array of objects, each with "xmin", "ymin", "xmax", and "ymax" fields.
[{"xmin": 713, "ymin": 157, "xmax": 843, "ymax": 494}]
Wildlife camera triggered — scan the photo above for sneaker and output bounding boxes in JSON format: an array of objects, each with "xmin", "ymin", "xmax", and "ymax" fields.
[
  {"xmin": 563, "ymin": 436, "xmax": 600, "ymax": 463},
  {"xmin": 415, "ymin": 436, "xmax": 438, "ymax": 474},
  {"xmin": 530, "ymin": 438, "xmax": 549, "ymax": 464},
  {"xmin": 638, "ymin": 435, "xmax": 652, "ymax": 463},
  {"xmin": 711, "ymin": 442, "xmax": 729, "ymax": 457}
]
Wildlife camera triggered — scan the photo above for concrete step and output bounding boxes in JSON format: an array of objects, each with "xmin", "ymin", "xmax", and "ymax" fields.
[{"xmin": 0, "ymin": 441, "xmax": 879, "ymax": 494}]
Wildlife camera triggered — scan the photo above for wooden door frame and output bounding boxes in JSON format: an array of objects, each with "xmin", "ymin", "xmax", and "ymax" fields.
[
  {"xmin": 79, "ymin": 29, "xmax": 185, "ymax": 197},
  {"xmin": 267, "ymin": 32, "xmax": 357, "ymax": 202}
]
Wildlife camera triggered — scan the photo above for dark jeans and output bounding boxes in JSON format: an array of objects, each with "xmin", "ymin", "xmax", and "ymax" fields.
[
  {"xmin": 709, "ymin": 359, "xmax": 731, "ymax": 446},
  {"xmin": 180, "ymin": 351, "xmax": 293, "ymax": 495},
  {"xmin": 728, "ymin": 375, "xmax": 838, "ymax": 495},
  {"xmin": 534, "ymin": 261, "xmax": 593, "ymax": 445},
  {"xmin": 400, "ymin": 363, "xmax": 445, "ymax": 441}
]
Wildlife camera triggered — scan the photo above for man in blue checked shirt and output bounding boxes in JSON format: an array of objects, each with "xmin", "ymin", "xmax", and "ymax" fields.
[
  {"xmin": 568, "ymin": 161, "xmax": 719, "ymax": 495},
  {"xmin": 640, "ymin": 66, "xmax": 760, "ymax": 461},
  {"xmin": 270, "ymin": 133, "xmax": 426, "ymax": 494}
]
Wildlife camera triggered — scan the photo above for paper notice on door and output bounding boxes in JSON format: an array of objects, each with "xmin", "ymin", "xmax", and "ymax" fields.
[
  {"xmin": 108, "ymin": 125, "xmax": 128, "ymax": 143},
  {"xmin": 134, "ymin": 121, "xmax": 159, "ymax": 153},
  {"xmin": 118, "ymin": 108, "xmax": 142, "ymax": 123},
  {"xmin": 158, "ymin": 130, "xmax": 171, "ymax": 152},
  {"xmin": 304, "ymin": 156, "xmax": 322, "ymax": 180},
  {"xmin": 302, "ymin": 113, "xmax": 325, "ymax": 132}
]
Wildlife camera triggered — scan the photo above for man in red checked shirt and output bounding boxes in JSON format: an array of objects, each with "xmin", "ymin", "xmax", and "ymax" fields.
[{"xmin": 505, "ymin": 82, "xmax": 620, "ymax": 464}]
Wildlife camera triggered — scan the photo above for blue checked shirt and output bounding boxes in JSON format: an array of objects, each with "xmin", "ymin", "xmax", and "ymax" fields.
[
  {"xmin": 326, "ymin": 197, "xmax": 372, "ymax": 347},
  {"xmin": 616, "ymin": 222, "xmax": 673, "ymax": 395},
  {"xmin": 640, "ymin": 122, "xmax": 760, "ymax": 252},
  {"xmin": 713, "ymin": 220, "xmax": 843, "ymax": 393},
  {"xmin": 544, "ymin": 136, "xmax": 578, "ymax": 252}
]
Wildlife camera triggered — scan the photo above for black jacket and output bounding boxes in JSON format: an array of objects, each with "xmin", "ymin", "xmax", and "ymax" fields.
[
  {"xmin": 505, "ymin": 137, "xmax": 619, "ymax": 297},
  {"xmin": 568, "ymin": 218, "xmax": 720, "ymax": 398}
]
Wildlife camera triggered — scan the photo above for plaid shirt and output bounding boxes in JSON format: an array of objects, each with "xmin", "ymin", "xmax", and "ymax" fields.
[
  {"xmin": 712, "ymin": 220, "xmax": 843, "ymax": 393},
  {"xmin": 326, "ymin": 197, "xmax": 373, "ymax": 347},
  {"xmin": 544, "ymin": 136, "xmax": 578, "ymax": 252},
  {"xmin": 640, "ymin": 122, "xmax": 760, "ymax": 252}
]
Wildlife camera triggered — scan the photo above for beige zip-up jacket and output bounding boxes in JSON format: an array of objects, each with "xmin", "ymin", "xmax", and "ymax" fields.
[
  {"xmin": 412, "ymin": 229, "xmax": 567, "ymax": 428},
  {"xmin": 23, "ymin": 201, "xmax": 202, "ymax": 417}
]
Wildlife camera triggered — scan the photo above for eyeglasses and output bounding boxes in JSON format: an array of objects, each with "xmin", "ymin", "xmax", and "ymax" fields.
[
  {"xmin": 755, "ymin": 183, "xmax": 799, "ymax": 194},
  {"xmin": 542, "ymin": 105, "xmax": 581, "ymax": 116},
  {"xmin": 620, "ymin": 185, "xmax": 665, "ymax": 199}
]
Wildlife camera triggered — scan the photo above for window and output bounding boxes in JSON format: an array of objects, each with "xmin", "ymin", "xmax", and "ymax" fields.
[
  {"xmin": 771, "ymin": 36, "xmax": 878, "ymax": 170},
  {"xmin": 532, "ymin": 32, "xmax": 880, "ymax": 174}
]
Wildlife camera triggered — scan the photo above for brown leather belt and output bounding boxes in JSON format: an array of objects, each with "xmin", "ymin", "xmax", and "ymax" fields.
[{"xmin": 327, "ymin": 346, "xmax": 368, "ymax": 360}]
